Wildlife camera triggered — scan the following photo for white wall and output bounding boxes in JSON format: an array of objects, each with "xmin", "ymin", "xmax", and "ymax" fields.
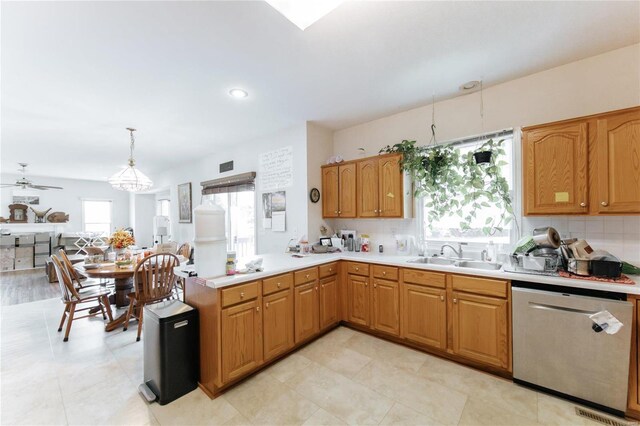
[
  {"xmin": 132, "ymin": 194, "xmax": 156, "ymax": 248},
  {"xmin": 306, "ymin": 122, "xmax": 334, "ymax": 242},
  {"xmin": 0, "ymin": 174, "xmax": 130, "ymax": 234},
  {"xmin": 153, "ymin": 124, "xmax": 309, "ymax": 255},
  {"xmin": 331, "ymin": 44, "xmax": 640, "ymax": 262}
]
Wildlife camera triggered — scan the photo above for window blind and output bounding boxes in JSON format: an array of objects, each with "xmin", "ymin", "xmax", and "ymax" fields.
[{"xmin": 200, "ymin": 172, "xmax": 256, "ymax": 195}]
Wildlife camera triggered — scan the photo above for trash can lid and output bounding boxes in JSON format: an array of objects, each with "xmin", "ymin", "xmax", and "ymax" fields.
[{"xmin": 145, "ymin": 299, "xmax": 194, "ymax": 319}]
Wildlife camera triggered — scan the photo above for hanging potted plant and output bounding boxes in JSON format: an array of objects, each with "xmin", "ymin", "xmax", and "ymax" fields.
[{"xmin": 472, "ymin": 138, "xmax": 502, "ymax": 164}]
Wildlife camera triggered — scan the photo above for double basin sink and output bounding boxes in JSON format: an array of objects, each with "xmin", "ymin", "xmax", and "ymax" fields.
[{"xmin": 408, "ymin": 256, "xmax": 502, "ymax": 270}]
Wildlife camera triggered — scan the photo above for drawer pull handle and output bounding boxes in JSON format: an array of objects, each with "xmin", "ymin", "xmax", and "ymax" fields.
[
  {"xmin": 265, "ymin": 302, "xmax": 269, "ymax": 308},
  {"xmin": 240, "ymin": 292, "xmax": 245, "ymax": 298},
  {"xmin": 373, "ymin": 283, "xmax": 377, "ymax": 288},
  {"xmin": 601, "ymin": 201, "xmax": 608, "ymax": 207},
  {"xmin": 453, "ymin": 298, "xmax": 457, "ymax": 304},
  {"xmin": 277, "ymin": 282, "xmax": 281, "ymax": 288},
  {"xmin": 382, "ymin": 271, "xmax": 386, "ymax": 275},
  {"xmin": 315, "ymin": 287, "xmax": 318, "ymax": 291},
  {"xmin": 580, "ymin": 202, "xmax": 587, "ymax": 207},
  {"xmin": 365, "ymin": 281, "xmax": 368, "ymax": 287},
  {"xmin": 334, "ymin": 210, "xmax": 338, "ymax": 214},
  {"xmin": 256, "ymin": 306, "xmax": 260, "ymax": 312},
  {"xmin": 440, "ymin": 295, "xmax": 444, "ymax": 302},
  {"xmin": 355, "ymin": 267, "xmax": 359, "ymax": 271},
  {"xmin": 306, "ymin": 274, "xmax": 310, "ymax": 279},
  {"xmin": 329, "ymin": 268, "xmax": 332, "ymax": 272}
]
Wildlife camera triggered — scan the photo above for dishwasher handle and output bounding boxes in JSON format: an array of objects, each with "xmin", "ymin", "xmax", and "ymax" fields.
[{"xmin": 528, "ymin": 302, "xmax": 598, "ymax": 316}]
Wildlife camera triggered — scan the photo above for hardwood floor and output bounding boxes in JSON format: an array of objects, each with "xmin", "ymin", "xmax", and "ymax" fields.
[{"xmin": 0, "ymin": 268, "xmax": 59, "ymax": 306}]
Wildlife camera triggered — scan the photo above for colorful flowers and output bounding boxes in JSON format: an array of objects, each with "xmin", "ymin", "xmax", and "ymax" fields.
[{"xmin": 109, "ymin": 229, "xmax": 135, "ymax": 249}]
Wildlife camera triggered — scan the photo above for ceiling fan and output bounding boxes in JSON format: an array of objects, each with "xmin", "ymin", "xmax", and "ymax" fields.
[{"xmin": 0, "ymin": 163, "xmax": 63, "ymax": 190}]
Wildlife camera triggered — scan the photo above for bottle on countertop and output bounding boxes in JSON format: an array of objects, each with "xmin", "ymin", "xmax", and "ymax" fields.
[
  {"xmin": 347, "ymin": 234, "xmax": 354, "ymax": 252},
  {"xmin": 486, "ymin": 241, "xmax": 496, "ymax": 262}
]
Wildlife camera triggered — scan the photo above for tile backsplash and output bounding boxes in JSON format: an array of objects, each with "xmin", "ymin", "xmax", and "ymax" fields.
[{"xmin": 328, "ymin": 216, "xmax": 640, "ymax": 263}]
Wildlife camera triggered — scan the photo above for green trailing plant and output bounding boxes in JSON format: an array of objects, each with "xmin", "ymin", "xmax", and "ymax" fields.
[
  {"xmin": 461, "ymin": 138, "xmax": 514, "ymax": 235},
  {"xmin": 380, "ymin": 137, "xmax": 517, "ymax": 236},
  {"xmin": 379, "ymin": 139, "xmax": 463, "ymax": 225}
]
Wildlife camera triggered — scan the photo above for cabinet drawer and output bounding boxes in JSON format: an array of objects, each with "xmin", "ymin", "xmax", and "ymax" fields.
[
  {"xmin": 451, "ymin": 274, "xmax": 507, "ymax": 298},
  {"xmin": 346, "ymin": 262, "xmax": 369, "ymax": 276},
  {"xmin": 402, "ymin": 268, "xmax": 445, "ymax": 288},
  {"xmin": 221, "ymin": 281, "xmax": 259, "ymax": 308},
  {"xmin": 319, "ymin": 262, "xmax": 338, "ymax": 278},
  {"xmin": 294, "ymin": 267, "xmax": 318, "ymax": 285},
  {"xmin": 263, "ymin": 273, "xmax": 293, "ymax": 295},
  {"xmin": 373, "ymin": 265, "xmax": 398, "ymax": 280}
]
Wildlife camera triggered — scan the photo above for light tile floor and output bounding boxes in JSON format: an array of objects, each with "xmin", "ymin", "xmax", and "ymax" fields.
[{"xmin": 0, "ymin": 297, "xmax": 620, "ymax": 425}]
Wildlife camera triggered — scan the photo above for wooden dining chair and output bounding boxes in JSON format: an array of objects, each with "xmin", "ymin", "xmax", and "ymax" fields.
[
  {"xmin": 51, "ymin": 255, "xmax": 113, "ymax": 342},
  {"xmin": 177, "ymin": 242, "xmax": 191, "ymax": 259},
  {"xmin": 59, "ymin": 249, "xmax": 112, "ymax": 290},
  {"xmin": 124, "ymin": 253, "xmax": 180, "ymax": 341}
]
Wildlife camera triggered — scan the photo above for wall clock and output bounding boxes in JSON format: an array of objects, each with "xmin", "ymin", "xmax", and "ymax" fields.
[{"xmin": 309, "ymin": 188, "xmax": 320, "ymax": 203}]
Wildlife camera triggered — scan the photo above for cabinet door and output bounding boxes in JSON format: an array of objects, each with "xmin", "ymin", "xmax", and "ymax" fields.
[
  {"xmin": 378, "ymin": 154, "xmax": 403, "ymax": 217},
  {"xmin": 596, "ymin": 108, "xmax": 640, "ymax": 213},
  {"xmin": 263, "ymin": 290, "xmax": 294, "ymax": 362},
  {"xmin": 338, "ymin": 163, "xmax": 357, "ymax": 218},
  {"xmin": 357, "ymin": 158, "xmax": 379, "ymax": 218},
  {"xmin": 347, "ymin": 274, "xmax": 369, "ymax": 326},
  {"xmin": 523, "ymin": 122, "xmax": 589, "ymax": 214},
  {"xmin": 372, "ymin": 278, "xmax": 399, "ymax": 335},
  {"xmin": 451, "ymin": 291, "xmax": 509, "ymax": 369},
  {"xmin": 221, "ymin": 300, "xmax": 262, "ymax": 383},
  {"xmin": 322, "ymin": 166, "xmax": 339, "ymax": 218},
  {"xmin": 401, "ymin": 283, "xmax": 446, "ymax": 350},
  {"xmin": 319, "ymin": 276, "xmax": 339, "ymax": 329},
  {"xmin": 294, "ymin": 281, "xmax": 319, "ymax": 343}
]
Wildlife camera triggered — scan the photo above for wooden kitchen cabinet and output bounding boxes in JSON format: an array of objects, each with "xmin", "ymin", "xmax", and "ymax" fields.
[
  {"xmin": 321, "ymin": 164, "xmax": 356, "ymax": 218},
  {"xmin": 451, "ymin": 291, "xmax": 509, "ymax": 369},
  {"xmin": 401, "ymin": 283, "xmax": 447, "ymax": 350},
  {"xmin": 294, "ymin": 281, "xmax": 319, "ymax": 343},
  {"xmin": 262, "ymin": 290, "xmax": 294, "ymax": 362},
  {"xmin": 372, "ymin": 278, "xmax": 399, "ymax": 336},
  {"xmin": 319, "ymin": 276, "xmax": 339, "ymax": 330},
  {"xmin": 522, "ymin": 121, "xmax": 589, "ymax": 215},
  {"xmin": 357, "ymin": 154, "xmax": 404, "ymax": 218},
  {"xmin": 522, "ymin": 106, "xmax": 640, "ymax": 216},
  {"xmin": 596, "ymin": 108, "xmax": 640, "ymax": 213},
  {"xmin": 346, "ymin": 273, "xmax": 369, "ymax": 326},
  {"xmin": 221, "ymin": 299, "xmax": 263, "ymax": 384}
]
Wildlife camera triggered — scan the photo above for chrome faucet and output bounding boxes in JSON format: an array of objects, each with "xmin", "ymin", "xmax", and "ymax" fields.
[{"xmin": 440, "ymin": 243, "xmax": 467, "ymax": 259}]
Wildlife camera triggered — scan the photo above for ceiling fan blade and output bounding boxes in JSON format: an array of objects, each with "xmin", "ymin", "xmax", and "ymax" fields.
[
  {"xmin": 0, "ymin": 183, "xmax": 20, "ymax": 187},
  {"xmin": 30, "ymin": 184, "xmax": 63, "ymax": 190}
]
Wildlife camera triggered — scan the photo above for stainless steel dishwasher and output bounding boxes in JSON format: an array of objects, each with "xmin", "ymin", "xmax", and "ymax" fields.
[{"xmin": 512, "ymin": 281, "xmax": 633, "ymax": 416}]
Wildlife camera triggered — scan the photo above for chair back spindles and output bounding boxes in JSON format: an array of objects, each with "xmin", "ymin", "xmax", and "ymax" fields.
[
  {"xmin": 134, "ymin": 253, "xmax": 179, "ymax": 302},
  {"xmin": 51, "ymin": 255, "xmax": 81, "ymax": 302}
]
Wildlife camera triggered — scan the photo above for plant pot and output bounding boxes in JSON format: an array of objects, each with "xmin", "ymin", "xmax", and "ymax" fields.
[{"xmin": 473, "ymin": 151, "xmax": 492, "ymax": 164}]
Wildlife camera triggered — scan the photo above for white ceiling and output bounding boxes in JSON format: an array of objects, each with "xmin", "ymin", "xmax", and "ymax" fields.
[{"xmin": 2, "ymin": 1, "xmax": 639, "ymax": 182}]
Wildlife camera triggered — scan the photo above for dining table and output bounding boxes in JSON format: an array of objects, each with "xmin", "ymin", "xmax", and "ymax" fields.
[{"xmin": 75, "ymin": 256, "xmax": 187, "ymax": 332}]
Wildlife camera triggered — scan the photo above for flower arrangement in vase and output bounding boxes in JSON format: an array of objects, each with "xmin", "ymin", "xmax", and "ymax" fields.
[{"xmin": 109, "ymin": 229, "xmax": 135, "ymax": 250}]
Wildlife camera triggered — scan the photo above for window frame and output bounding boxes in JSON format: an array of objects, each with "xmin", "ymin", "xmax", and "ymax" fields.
[
  {"xmin": 203, "ymin": 190, "xmax": 257, "ymax": 257},
  {"xmin": 415, "ymin": 128, "xmax": 519, "ymax": 245},
  {"xmin": 81, "ymin": 198, "xmax": 113, "ymax": 236}
]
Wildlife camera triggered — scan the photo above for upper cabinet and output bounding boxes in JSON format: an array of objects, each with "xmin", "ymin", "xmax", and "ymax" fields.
[
  {"xmin": 323, "ymin": 153, "xmax": 406, "ymax": 219},
  {"xmin": 523, "ymin": 106, "xmax": 640, "ymax": 215},
  {"xmin": 596, "ymin": 109, "xmax": 640, "ymax": 213},
  {"xmin": 523, "ymin": 122, "xmax": 589, "ymax": 215},
  {"xmin": 322, "ymin": 163, "xmax": 356, "ymax": 218}
]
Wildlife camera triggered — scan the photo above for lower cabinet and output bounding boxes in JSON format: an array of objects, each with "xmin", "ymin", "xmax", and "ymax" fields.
[
  {"xmin": 319, "ymin": 276, "xmax": 339, "ymax": 329},
  {"xmin": 294, "ymin": 281, "xmax": 319, "ymax": 343},
  {"xmin": 401, "ymin": 283, "xmax": 447, "ymax": 349},
  {"xmin": 372, "ymin": 278, "xmax": 399, "ymax": 335},
  {"xmin": 263, "ymin": 290, "xmax": 294, "ymax": 362},
  {"xmin": 347, "ymin": 273, "xmax": 370, "ymax": 326},
  {"xmin": 221, "ymin": 300, "xmax": 263, "ymax": 384},
  {"xmin": 451, "ymin": 291, "xmax": 509, "ymax": 369}
]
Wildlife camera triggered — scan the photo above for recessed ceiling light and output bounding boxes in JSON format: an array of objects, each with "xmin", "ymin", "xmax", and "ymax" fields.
[
  {"xmin": 265, "ymin": 0, "xmax": 344, "ymax": 31},
  {"xmin": 229, "ymin": 88, "xmax": 248, "ymax": 99},
  {"xmin": 460, "ymin": 80, "xmax": 481, "ymax": 91}
]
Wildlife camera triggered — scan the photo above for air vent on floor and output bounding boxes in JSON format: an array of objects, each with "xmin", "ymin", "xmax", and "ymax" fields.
[{"xmin": 574, "ymin": 407, "xmax": 634, "ymax": 426}]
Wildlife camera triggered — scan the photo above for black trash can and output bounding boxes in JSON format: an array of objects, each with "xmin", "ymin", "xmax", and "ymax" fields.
[{"xmin": 143, "ymin": 299, "xmax": 199, "ymax": 405}]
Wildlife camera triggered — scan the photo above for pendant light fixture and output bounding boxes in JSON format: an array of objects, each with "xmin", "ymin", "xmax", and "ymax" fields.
[{"xmin": 108, "ymin": 128, "xmax": 153, "ymax": 192}]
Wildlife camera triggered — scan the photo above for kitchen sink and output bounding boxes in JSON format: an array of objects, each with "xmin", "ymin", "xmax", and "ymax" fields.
[
  {"xmin": 407, "ymin": 257, "xmax": 456, "ymax": 265},
  {"xmin": 456, "ymin": 260, "xmax": 502, "ymax": 270}
]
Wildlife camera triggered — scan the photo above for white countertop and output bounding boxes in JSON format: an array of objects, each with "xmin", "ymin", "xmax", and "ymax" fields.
[{"xmin": 180, "ymin": 252, "xmax": 640, "ymax": 295}]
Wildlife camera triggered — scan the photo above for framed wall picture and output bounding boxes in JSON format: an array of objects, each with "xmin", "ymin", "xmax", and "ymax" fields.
[{"xmin": 178, "ymin": 182, "xmax": 192, "ymax": 223}]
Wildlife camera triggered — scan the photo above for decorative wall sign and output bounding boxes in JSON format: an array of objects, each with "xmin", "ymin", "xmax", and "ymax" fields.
[
  {"xmin": 178, "ymin": 182, "xmax": 192, "ymax": 223},
  {"xmin": 259, "ymin": 146, "xmax": 293, "ymax": 191}
]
